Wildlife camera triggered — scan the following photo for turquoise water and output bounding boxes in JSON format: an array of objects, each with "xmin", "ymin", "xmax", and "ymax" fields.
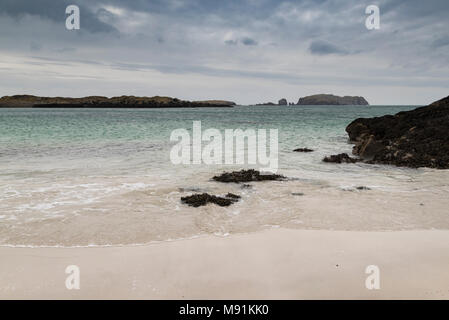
[
  {"xmin": 2, "ymin": 105, "xmax": 449, "ymax": 247},
  {"xmin": 0, "ymin": 105, "xmax": 414, "ymax": 176}
]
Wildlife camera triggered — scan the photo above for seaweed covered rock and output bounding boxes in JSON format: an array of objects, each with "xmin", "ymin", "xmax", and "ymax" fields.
[
  {"xmin": 212, "ymin": 169, "xmax": 285, "ymax": 183},
  {"xmin": 293, "ymin": 148, "xmax": 314, "ymax": 152},
  {"xmin": 322, "ymin": 153, "xmax": 360, "ymax": 164},
  {"xmin": 181, "ymin": 193, "xmax": 235, "ymax": 207}
]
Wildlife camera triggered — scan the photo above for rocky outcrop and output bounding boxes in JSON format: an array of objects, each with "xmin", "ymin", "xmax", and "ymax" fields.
[
  {"xmin": 278, "ymin": 98, "xmax": 288, "ymax": 105},
  {"xmin": 293, "ymin": 148, "xmax": 314, "ymax": 152},
  {"xmin": 0, "ymin": 95, "xmax": 236, "ymax": 108},
  {"xmin": 346, "ymin": 95, "xmax": 449, "ymax": 169},
  {"xmin": 213, "ymin": 169, "xmax": 285, "ymax": 183},
  {"xmin": 297, "ymin": 94, "xmax": 369, "ymax": 106},
  {"xmin": 181, "ymin": 193, "xmax": 240, "ymax": 207},
  {"xmin": 322, "ymin": 153, "xmax": 360, "ymax": 164},
  {"xmin": 256, "ymin": 98, "xmax": 288, "ymax": 106}
]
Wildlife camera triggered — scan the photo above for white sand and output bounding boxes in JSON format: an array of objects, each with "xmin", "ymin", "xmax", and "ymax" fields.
[{"xmin": 1, "ymin": 228, "xmax": 449, "ymax": 299}]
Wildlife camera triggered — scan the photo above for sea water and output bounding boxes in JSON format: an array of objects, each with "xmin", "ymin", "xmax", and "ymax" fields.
[{"xmin": 1, "ymin": 105, "xmax": 449, "ymax": 246}]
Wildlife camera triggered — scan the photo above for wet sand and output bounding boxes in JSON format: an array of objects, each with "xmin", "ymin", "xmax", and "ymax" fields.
[{"xmin": 1, "ymin": 228, "xmax": 449, "ymax": 299}]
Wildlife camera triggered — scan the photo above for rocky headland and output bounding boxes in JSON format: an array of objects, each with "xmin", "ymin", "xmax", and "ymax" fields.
[
  {"xmin": 345, "ymin": 95, "xmax": 449, "ymax": 169},
  {"xmin": 0, "ymin": 95, "xmax": 236, "ymax": 108},
  {"xmin": 297, "ymin": 94, "xmax": 369, "ymax": 106}
]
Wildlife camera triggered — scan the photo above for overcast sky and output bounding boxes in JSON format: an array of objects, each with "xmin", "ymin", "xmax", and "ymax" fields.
[{"xmin": 0, "ymin": 0, "xmax": 448, "ymax": 105}]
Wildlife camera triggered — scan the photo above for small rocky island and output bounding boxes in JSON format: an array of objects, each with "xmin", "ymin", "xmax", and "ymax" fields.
[
  {"xmin": 346, "ymin": 95, "xmax": 449, "ymax": 169},
  {"xmin": 0, "ymin": 95, "xmax": 236, "ymax": 108},
  {"xmin": 297, "ymin": 94, "xmax": 369, "ymax": 106},
  {"xmin": 255, "ymin": 98, "xmax": 289, "ymax": 106}
]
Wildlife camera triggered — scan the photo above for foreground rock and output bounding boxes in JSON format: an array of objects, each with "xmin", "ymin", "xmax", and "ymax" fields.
[
  {"xmin": 181, "ymin": 193, "xmax": 240, "ymax": 207},
  {"xmin": 297, "ymin": 94, "xmax": 369, "ymax": 106},
  {"xmin": 213, "ymin": 169, "xmax": 285, "ymax": 183},
  {"xmin": 323, "ymin": 153, "xmax": 360, "ymax": 164},
  {"xmin": 346, "ymin": 95, "xmax": 449, "ymax": 169},
  {"xmin": 293, "ymin": 148, "xmax": 314, "ymax": 152},
  {"xmin": 0, "ymin": 95, "xmax": 236, "ymax": 108}
]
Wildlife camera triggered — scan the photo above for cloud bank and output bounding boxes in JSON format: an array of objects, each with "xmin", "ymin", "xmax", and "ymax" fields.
[{"xmin": 0, "ymin": 0, "xmax": 448, "ymax": 104}]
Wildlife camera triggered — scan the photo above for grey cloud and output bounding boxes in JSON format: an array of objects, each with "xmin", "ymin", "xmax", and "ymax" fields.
[
  {"xmin": 224, "ymin": 39, "xmax": 238, "ymax": 45},
  {"xmin": 0, "ymin": 0, "xmax": 117, "ymax": 33},
  {"xmin": 224, "ymin": 37, "xmax": 257, "ymax": 46},
  {"xmin": 432, "ymin": 36, "xmax": 449, "ymax": 48},
  {"xmin": 309, "ymin": 40, "xmax": 348, "ymax": 55},
  {"xmin": 0, "ymin": 0, "xmax": 449, "ymax": 105},
  {"xmin": 241, "ymin": 37, "xmax": 258, "ymax": 46},
  {"xmin": 29, "ymin": 42, "xmax": 43, "ymax": 51}
]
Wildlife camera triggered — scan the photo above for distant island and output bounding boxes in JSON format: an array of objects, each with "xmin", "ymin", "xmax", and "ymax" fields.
[
  {"xmin": 253, "ymin": 95, "xmax": 369, "ymax": 106},
  {"xmin": 0, "ymin": 95, "xmax": 236, "ymax": 108},
  {"xmin": 255, "ymin": 98, "xmax": 290, "ymax": 106},
  {"xmin": 297, "ymin": 94, "xmax": 369, "ymax": 106}
]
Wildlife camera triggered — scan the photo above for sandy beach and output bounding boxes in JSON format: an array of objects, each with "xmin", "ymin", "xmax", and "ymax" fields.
[{"xmin": 1, "ymin": 228, "xmax": 449, "ymax": 299}]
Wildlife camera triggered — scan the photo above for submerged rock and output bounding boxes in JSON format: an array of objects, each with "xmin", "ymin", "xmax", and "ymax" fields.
[
  {"xmin": 181, "ymin": 193, "xmax": 235, "ymax": 207},
  {"xmin": 225, "ymin": 193, "xmax": 241, "ymax": 200},
  {"xmin": 213, "ymin": 169, "xmax": 285, "ymax": 183},
  {"xmin": 293, "ymin": 148, "xmax": 314, "ymax": 152},
  {"xmin": 322, "ymin": 153, "xmax": 360, "ymax": 164},
  {"xmin": 346, "ymin": 95, "xmax": 449, "ymax": 168}
]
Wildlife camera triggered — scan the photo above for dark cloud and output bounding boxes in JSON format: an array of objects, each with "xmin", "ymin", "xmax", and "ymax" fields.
[
  {"xmin": 241, "ymin": 37, "xmax": 258, "ymax": 46},
  {"xmin": 309, "ymin": 40, "xmax": 348, "ymax": 55},
  {"xmin": 224, "ymin": 39, "xmax": 238, "ymax": 46},
  {"xmin": 432, "ymin": 36, "xmax": 449, "ymax": 48},
  {"xmin": 0, "ymin": 0, "xmax": 117, "ymax": 33}
]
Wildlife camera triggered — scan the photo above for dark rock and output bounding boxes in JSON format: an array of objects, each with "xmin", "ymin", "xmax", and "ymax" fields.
[
  {"xmin": 241, "ymin": 184, "xmax": 253, "ymax": 189},
  {"xmin": 356, "ymin": 186, "xmax": 371, "ymax": 190},
  {"xmin": 278, "ymin": 98, "xmax": 288, "ymax": 105},
  {"xmin": 225, "ymin": 193, "xmax": 241, "ymax": 200},
  {"xmin": 293, "ymin": 148, "xmax": 314, "ymax": 152},
  {"xmin": 297, "ymin": 94, "xmax": 369, "ymax": 106},
  {"xmin": 181, "ymin": 193, "xmax": 236, "ymax": 207},
  {"xmin": 346, "ymin": 95, "xmax": 449, "ymax": 168},
  {"xmin": 322, "ymin": 153, "xmax": 360, "ymax": 164},
  {"xmin": 213, "ymin": 169, "xmax": 286, "ymax": 183},
  {"xmin": 291, "ymin": 192, "xmax": 305, "ymax": 196},
  {"xmin": 178, "ymin": 187, "xmax": 205, "ymax": 193}
]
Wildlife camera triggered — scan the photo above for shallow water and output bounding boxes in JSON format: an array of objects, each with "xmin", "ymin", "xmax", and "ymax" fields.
[{"xmin": 1, "ymin": 105, "xmax": 449, "ymax": 246}]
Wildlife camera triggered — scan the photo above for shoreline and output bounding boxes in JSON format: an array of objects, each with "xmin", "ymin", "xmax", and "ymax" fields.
[{"xmin": 1, "ymin": 228, "xmax": 449, "ymax": 299}]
